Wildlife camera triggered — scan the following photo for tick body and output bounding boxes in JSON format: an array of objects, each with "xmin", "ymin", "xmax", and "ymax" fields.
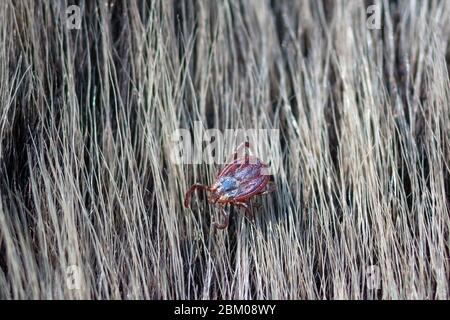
[{"xmin": 184, "ymin": 143, "xmax": 275, "ymax": 230}]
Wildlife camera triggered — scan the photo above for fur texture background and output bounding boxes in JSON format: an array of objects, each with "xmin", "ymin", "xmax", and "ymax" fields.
[{"xmin": 0, "ymin": 0, "xmax": 449, "ymax": 299}]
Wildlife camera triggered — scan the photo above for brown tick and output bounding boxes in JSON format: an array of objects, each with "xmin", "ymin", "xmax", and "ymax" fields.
[{"xmin": 184, "ymin": 142, "xmax": 275, "ymax": 229}]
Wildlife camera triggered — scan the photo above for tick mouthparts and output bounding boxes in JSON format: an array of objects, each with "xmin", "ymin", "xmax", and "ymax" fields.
[{"xmin": 184, "ymin": 183, "xmax": 211, "ymax": 209}]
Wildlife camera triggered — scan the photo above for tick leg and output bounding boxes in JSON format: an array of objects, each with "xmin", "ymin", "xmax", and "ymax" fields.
[
  {"xmin": 213, "ymin": 206, "xmax": 229, "ymax": 230},
  {"xmin": 251, "ymin": 201, "xmax": 261, "ymax": 210},
  {"xmin": 257, "ymin": 182, "xmax": 276, "ymax": 196},
  {"xmin": 233, "ymin": 141, "xmax": 252, "ymax": 159},
  {"xmin": 235, "ymin": 202, "xmax": 255, "ymax": 224},
  {"xmin": 184, "ymin": 183, "xmax": 210, "ymax": 208},
  {"xmin": 247, "ymin": 183, "xmax": 275, "ymax": 212}
]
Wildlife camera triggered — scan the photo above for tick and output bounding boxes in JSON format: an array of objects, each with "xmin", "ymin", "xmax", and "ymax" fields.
[{"xmin": 184, "ymin": 142, "xmax": 275, "ymax": 229}]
